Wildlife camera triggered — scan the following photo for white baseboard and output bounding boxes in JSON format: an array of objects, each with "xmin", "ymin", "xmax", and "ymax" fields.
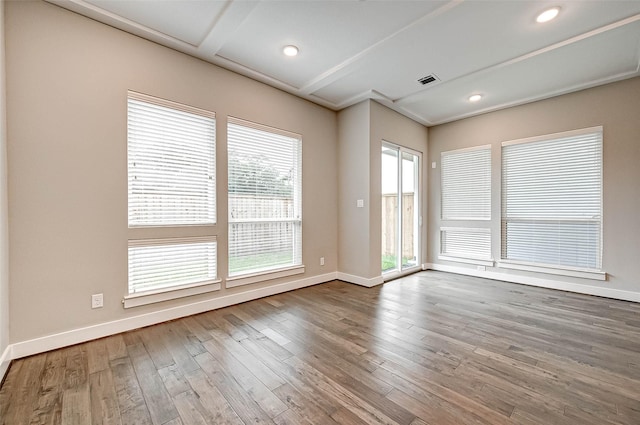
[
  {"xmin": 10, "ymin": 272, "xmax": 338, "ymax": 360},
  {"xmin": 424, "ymin": 263, "xmax": 640, "ymax": 303},
  {"xmin": 0, "ymin": 344, "xmax": 11, "ymax": 383},
  {"xmin": 337, "ymin": 272, "xmax": 384, "ymax": 287}
]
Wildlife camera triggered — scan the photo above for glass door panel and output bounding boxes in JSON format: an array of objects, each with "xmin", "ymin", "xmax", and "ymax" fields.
[
  {"xmin": 401, "ymin": 152, "xmax": 419, "ymax": 270},
  {"xmin": 381, "ymin": 146, "xmax": 398, "ymax": 273},
  {"xmin": 382, "ymin": 143, "xmax": 421, "ymax": 275}
]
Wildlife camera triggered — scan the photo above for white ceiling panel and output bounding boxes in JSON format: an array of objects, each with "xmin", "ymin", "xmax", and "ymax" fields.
[
  {"xmin": 215, "ymin": 0, "xmax": 446, "ymax": 88},
  {"xmin": 312, "ymin": 1, "xmax": 640, "ymax": 105},
  {"xmin": 400, "ymin": 20, "xmax": 640, "ymax": 124},
  {"xmin": 84, "ymin": 0, "xmax": 229, "ymax": 46},
  {"xmin": 47, "ymin": 0, "xmax": 640, "ymax": 125}
]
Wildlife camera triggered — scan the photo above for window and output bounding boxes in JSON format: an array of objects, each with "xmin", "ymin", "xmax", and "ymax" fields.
[
  {"xmin": 441, "ymin": 146, "xmax": 491, "ymax": 220},
  {"xmin": 126, "ymin": 92, "xmax": 217, "ymax": 303},
  {"xmin": 227, "ymin": 117, "xmax": 302, "ymax": 282},
  {"xmin": 440, "ymin": 145, "xmax": 492, "ymax": 263},
  {"xmin": 441, "ymin": 227, "xmax": 491, "ymax": 261},
  {"xmin": 128, "ymin": 237, "xmax": 217, "ymax": 294},
  {"xmin": 501, "ymin": 127, "xmax": 602, "ymax": 271}
]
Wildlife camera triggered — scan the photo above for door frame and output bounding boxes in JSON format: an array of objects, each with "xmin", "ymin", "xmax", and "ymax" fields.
[{"xmin": 381, "ymin": 141, "xmax": 423, "ymax": 280}]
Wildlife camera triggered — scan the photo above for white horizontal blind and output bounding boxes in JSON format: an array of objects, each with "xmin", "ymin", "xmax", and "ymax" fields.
[
  {"xmin": 502, "ymin": 127, "xmax": 602, "ymax": 269},
  {"xmin": 128, "ymin": 237, "xmax": 217, "ymax": 294},
  {"xmin": 441, "ymin": 146, "xmax": 491, "ymax": 220},
  {"xmin": 441, "ymin": 227, "xmax": 492, "ymax": 260},
  {"xmin": 227, "ymin": 117, "xmax": 302, "ymax": 277},
  {"xmin": 127, "ymin": 92, "xmax": 217, "ymax": 297},
  {"xmin": 128, "ymin": 92, "xmax": 216, "ymax": 226}
]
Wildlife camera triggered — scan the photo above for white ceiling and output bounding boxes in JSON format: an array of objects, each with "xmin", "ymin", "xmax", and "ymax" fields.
[{"xmin": 49, "ymin": 0, "xmax": 640, "ymax": 125}]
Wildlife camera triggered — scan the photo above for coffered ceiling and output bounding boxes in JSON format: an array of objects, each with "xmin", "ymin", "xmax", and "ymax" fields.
[{"xmin": 48, "ymin": 0, "xmax": 640, "ymax": 125}]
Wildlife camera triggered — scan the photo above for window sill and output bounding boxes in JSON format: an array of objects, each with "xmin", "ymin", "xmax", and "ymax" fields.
[
  {"xmin": 226, "ymin": 265, "xmax": 305, "ymax": 289},
  {"xmin": 123, "ymin": 279, "xmax": 222, "ymax": 308},
  {"xmin": 498, "ymin": 260, "xmax": 606, "ymax": 281},
  {"xmin": 438, "ymin": 255, "xmax": 495, "ymax": 267}
]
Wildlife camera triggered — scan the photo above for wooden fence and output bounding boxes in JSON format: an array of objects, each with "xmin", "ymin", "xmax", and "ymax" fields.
[
  {"xmin": 382, "ymin": 193, "xmax": 416, "ymax": 259},
  {"xmin": 229, "ymin": 195, "xmax": 295, "ymax": 257}
]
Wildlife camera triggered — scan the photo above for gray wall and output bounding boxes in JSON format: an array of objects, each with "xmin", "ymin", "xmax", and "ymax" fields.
[
  {"xmin": 428, "ymin": 77, "xmax": 640, "ymax": 294},
  {"xmin": 0, "ymin": 1, "xmax": 10, "ymax": 362},
  {"xmin": 338, "ymin": 100, "xmax": 428, "ymax": 279},
  {"xmin": 6, "ymin": 1, "xmax": 338, "ymax": 343},
  {"xmin": 337, "ymin": 101, "xmax": 371, "ymax": 277}
]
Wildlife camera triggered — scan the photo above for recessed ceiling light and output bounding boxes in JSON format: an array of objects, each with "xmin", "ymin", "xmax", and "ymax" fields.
[
  {"xmin": 536, "ymin": 7, "xmax": 560, "ymax": 23},
  {"xmin": 283, "ymin": 45, "xmax": 299, "ymax": 57},
  {"xmin": 469, "ymin": 94, "xmax": 482, "ymax": 102}
]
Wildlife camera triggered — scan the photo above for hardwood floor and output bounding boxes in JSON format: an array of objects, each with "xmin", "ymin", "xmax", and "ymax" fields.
[{"xmin": 1, "ymin": 271, "xmax": 640, "ymax": 424}]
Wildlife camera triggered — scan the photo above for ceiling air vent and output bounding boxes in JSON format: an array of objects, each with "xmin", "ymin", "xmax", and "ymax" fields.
[{"xmin": 417, "ymin": 74, "xmax": 439, "ymax": 85}]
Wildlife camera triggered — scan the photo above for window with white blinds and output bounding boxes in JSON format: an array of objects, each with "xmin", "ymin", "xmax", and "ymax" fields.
[
  {"xmin": 501, "ymin": 127, "xmax": 602, "ymax": 270},
  {"xmin": 127, "ymin": 92, "xmax": 217, "ymax": 299},
  {"xmin": 128, "ymin": 92, "xmax": 216, "ymax": 226},
  {"xmin": 441, "ymin": 145, "xmax": 491, "ymax": 220},
  {"xmin": 440, "ymin": 145, "xmax": 492, "ymax": 262},
  {"xmin": 441, "ymin": 227, "xmax": 492, "ymax": 261},
  {"xmin": 227, "ymin": 117, "xmax": 302, "ymax": 277},
  {"xmin": 128, "ymin": 237, "xmax": 217, "ymax": 294}
]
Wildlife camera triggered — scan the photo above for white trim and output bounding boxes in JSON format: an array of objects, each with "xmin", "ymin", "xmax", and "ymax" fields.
[
  {"xmin": 127, "ymin": 235, "xmax": 216, "ymax": 246},
  {"xmin": 501, "ymin": 126, "xmax": 603, "ymax": 147},
  {"xmin": 10, "ymin": 272, "xmax": 336, "ymax": 360},
  {"xmin": 128, "ymin": 90, "xmax": 216, "ymax": 119},
  {"xmin": 337, "ymin": 272, "xmax": 384, "ymax": 288},
  {"xmin": 498, "ymin": 260, "xmax": 606, "ymax": 281},
  {"xmin": 226, "ymin": 265, "xmax": 305, "ymax": 289},
  {"xmin": 438, "ymin": 255, "xmax": 495, "ymax": 267},
  {"xmin": 123, "ymin": 280, "xmax": 222, "ymax": 309},
  {"xmin": 227, "ymin": 116, "xmax": 302, "ymax": 140},
  {"xmin": 382, "ymin": 267, "xmax": 421, "ymax": 282},
  {"xmin": 441, "ymin": 144, "xmax": 492, "ymax": 156},
  {"xmin": 0, "ymin": 344, "xmax": 11, "ymax": 383},
  {"xmin": 424, "ymin": 263, "xmax": 640, "ymax": 303}
]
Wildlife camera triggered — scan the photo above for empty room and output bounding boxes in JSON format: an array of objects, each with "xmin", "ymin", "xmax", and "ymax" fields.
[{"xmin": 1, "ymin": 0, "xmax": 640, "ymax": 424}]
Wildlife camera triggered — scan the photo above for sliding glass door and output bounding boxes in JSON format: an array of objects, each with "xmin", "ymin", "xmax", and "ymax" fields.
[{"xmin": 381, "ymin": 143, "xmax": 421, "ymax": 274}]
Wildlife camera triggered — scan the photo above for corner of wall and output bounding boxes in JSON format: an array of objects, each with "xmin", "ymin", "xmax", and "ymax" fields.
[
  {"xmin": 337, "ymin": 100, "xmax": 372, "ymax": 279},
  {"xmin": 0, "ymin": 0, "xmax": 11, "ymax": 382}
]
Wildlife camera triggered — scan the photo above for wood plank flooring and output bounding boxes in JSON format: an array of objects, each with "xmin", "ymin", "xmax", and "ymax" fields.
[{"xmin": 2, "ymin": 270, "xmax": 640, "ymax": 424}]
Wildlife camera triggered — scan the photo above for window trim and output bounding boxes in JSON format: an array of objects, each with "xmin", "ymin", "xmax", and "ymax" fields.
[
  {"xmin": 497, "ymin": 260, "xmax": 606, "ymax": 281},
  {"xmin": 123, "ymin": 279, "xmax": 222, "ymax": 308},
  {"xmin": 500, "ymin": 126, "xmax": 603, "ymax": 275},
  {"xmin": 438, "ymin": 256, "xmax": 495, "ymax": 267},
  {"xmin": 226, "ymin": 265, "xmax": 305, "ymax": 289}
]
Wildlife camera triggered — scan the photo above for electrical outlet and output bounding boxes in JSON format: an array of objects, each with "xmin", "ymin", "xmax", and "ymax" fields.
[
  {"xmin": 356, "ymin": 199, "xmax": 364, "ymax": 208},
  {"xmin": 320, "ymin": 257, "xmax": 325, "ymax": 266},
  {"xmin": 476, "ymin": 265, "xmax": 486, "ymax": 272},
  {"xmin": 92, "ymin": 293, "xmax": 104, "ymax": 309}
]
